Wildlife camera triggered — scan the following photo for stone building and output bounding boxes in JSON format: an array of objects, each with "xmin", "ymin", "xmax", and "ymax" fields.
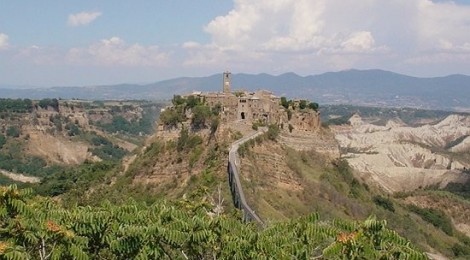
[{"xmin": 185, "ymin": 72, "xmax": 320, "ymax": 131}]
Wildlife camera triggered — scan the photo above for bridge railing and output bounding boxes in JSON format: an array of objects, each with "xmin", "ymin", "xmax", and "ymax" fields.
[{"xmin": 227, "ymin": 141, "xmax": 264, "ymax": 226}]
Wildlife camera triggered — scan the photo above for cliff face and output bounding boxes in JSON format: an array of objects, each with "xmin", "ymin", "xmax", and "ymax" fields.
[
  {"xmin": 287, "ymin": 110, "xmax": 321, "ymax": 131},
  {"xmin": 332, "ymin": 114, "xmax": 470, "ymax": 193}
]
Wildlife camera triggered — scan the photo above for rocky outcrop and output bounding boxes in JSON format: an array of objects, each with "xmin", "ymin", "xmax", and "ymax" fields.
[{"xmin": 333, "ymin": 115, "xmax": 470, "ymax": 193}]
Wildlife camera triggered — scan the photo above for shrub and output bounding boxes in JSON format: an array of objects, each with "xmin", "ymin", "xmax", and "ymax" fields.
[
  {"xmin": 212, "ymin": 103, "xmax": 222, "ymax": 116},
  {"xmin": 186, "ymin": 95, "xmax": 201, "ymax": 108},
  {"xmin": 210, "ymin": 117, "xmax": 219, "ymax": 134},
  {"xmin": 38, "ymin": 98, "xmax": 59, "ymax": 111},
  {"xmin": 288, "ymin": 124, "xmax": 294, "ymax": 133},
  {"xmin": 160, "ymin": 108, "xmax": 183, "ymax": 127},
  {"xmin": 408, "ymin": 205, "xmax": 453, "ymax": 235},
  {"xmin": 6, "ymin": 126, "xmax": 21, "ymax": 138},
  {"xmin": 172, "ymin": 95, "xmax": 186, "ymax": 106},
  {"xmin": 191, "ymin": 105, "xmax": 211, "ymax": 129},
  {"xmin": 280, "ymin": 97, "xmax": 289, "ymax": 109},
  {"xmin": 0, "ymin": 134, "xmax": 6, "ymax": 149},
  {"xmin": 266, "ymin": 124, "xmax": 280, "ymax": 141},
  {"xmin": 287, "ymin": 109, "xmax": 293, "ymax": 121},
  {"xmin": 373, "ymin": 195, "xmax": 395, "ymax": 212},
  {"xmin": 308, "ymin": 102, "xmax": 319, "ymax": 111}
]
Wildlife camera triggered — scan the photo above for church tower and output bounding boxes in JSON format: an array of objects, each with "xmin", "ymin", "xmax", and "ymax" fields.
[{"xmin": 223, "ymin": 71, "xmax": 231, "ymax": 93}]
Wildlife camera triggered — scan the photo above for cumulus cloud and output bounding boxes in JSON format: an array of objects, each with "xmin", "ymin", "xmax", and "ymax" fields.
[
  {"xmin": 68, "ymin": 11, "xmax": 102, "ymax": 26},
  {"xmin": 202, "ymin": 0, "xmax": 387, "ymax": 54},
  {"xmin": 67, "ymin": 37, "xmax": 169, "ymax": 66},
  {"xmin": 0, "ymin": 33, "xmax": 9, "ymax": 50},
  {"xmin": 183, "ymin": 0, "xmax": 470, "ymax": 74},
  {"xmin": 15, "ymin": 45, "xmax": 64, "ymax": 65}
]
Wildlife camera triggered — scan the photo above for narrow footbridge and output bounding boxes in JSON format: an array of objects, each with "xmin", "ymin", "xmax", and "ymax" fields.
[{"xmin": 227, "ymin": 129, "xmax": 266, "ymax": 226}]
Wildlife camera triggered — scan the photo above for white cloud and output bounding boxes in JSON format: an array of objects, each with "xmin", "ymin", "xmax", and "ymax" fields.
[
  {"xmin": 183, "ymin": 0, "xmax": 470, "ymax": 74},
  {"xmin": 68, "ymin": 11, "xmax": 102, "ymax": 27},
  {"xmin": 0, "ymin": 33, "xmax": 9, "ymax": 49},
  {"xmin": 67, "ymin": 37, "xmax": 169, "ymax": 66}
]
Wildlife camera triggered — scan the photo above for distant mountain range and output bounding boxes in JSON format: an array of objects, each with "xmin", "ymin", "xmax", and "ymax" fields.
[{"xmin": 1, "ymin": 69, "xmax": 469, "ymax": 111}]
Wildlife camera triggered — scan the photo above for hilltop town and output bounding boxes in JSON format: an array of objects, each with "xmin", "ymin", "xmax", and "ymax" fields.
[{"xmin": 158, "ymin": 72, "xmax": 321, "ymax": 137}]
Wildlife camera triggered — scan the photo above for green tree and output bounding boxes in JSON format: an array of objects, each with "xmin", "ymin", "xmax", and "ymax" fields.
[
  {"xmin": 191, "ymin": 105, "xmax": 211, "ymax": 129},
  {"xmin": 0, "ymin": 186, "xmax": 427, "ymax": 259},
  {"xmin": 186, "ymin": 95, "xmax": 201, "ymax": 109},
  {"xmin": 172, "ymin": 95, "xmax": 186, "ymax": 106},
  {"xmin": 212, "ymin": 103, "xmax": 222, "ymax": 116},
  {"xmin": 160, "ymin": 108, "xmax": 183, "ymax": 128},
  {"xmin": 280, "ymin": 97, "xmax": 289, "ymax": 109},
  {"xmin": 308, "ymin": 102, "xmax": 319, "ymax": 111}
]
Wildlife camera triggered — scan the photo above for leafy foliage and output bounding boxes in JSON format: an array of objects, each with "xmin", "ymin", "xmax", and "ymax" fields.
[
  {"xmin": 266, "ymin": 124, "xmax": 280, "ymax": 141},
  {"xmin": 0, "ymin": 135, "xmax": 5, "ymax": 149},
  {"xmin": 191, "ymin": 105, "xmax": 211, "ymax": 129},
  {"xmin": 407, "ymin": 204, "xmax": 454, "ymax": 235},
  {"xmin": 373, "ymin": 195, "xmax": 395, "ymax": 212},
  {"xmin": 95, "ymin": 103, "xmax": 161, "ymax": 135},
  {"xmin": 0, "ymin": 185, "xmax": 426, "ymax": 259},
  {"xmin": 444, "ymin": 180, "xmax": 470, "ymax": 199},
  {"xmin": 308, "ymin": 102, "xmax": 319, "ymax": 111},
  {"xmin": 177, "ymin": 128, "xmax": 203, "ymax": 152},
  {"xmin": 160, "ymin": 108, "xmax": 184, "ymax": 128},
  {"xmin": 0, "ymin": 99, "xmax": 33, "ymax": 113},
  {"xmin": 38, "ymin": 98, "xmax": 59, "ymax": 111},
  {"xmin": 5, "ymin": 126, "xmax": 20, "ymax": 138},
  {"xmin": 36, "ymin": 161, "xmax": 116, "ymax": 197}
]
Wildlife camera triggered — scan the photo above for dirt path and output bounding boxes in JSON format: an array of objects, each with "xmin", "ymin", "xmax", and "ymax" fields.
[{"xmin": 0, "ymin": 169, "xmax": 41, "ymax": 183}]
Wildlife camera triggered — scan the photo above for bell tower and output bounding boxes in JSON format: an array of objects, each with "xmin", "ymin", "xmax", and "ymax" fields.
[{"xmin": 223, "ymin": 71, "xmax": 231, "ymax": 93}]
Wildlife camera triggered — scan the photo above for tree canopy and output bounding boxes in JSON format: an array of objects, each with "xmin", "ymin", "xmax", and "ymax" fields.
[{"xmin": 0, "ymin": 185, "xmax": 427, "ymax": 259}]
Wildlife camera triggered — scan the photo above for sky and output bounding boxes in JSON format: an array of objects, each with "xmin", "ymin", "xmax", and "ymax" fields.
[{"xmin": 1, "ymin": 0, "xmax": 470, "ymax": 87}]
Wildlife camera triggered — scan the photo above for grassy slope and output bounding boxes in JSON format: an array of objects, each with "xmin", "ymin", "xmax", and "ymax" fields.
[{"xmin": 239, "ymin": 137, "xmax": 470, "ymax": 258}]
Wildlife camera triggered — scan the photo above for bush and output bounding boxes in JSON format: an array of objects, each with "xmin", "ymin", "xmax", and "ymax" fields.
[
  {"xmin": 212, "ymin": 103, "xmax": 222, "ymax": 116},
  {"xmin": 266, "ymin": 124, "xmax": 280, "ymax": 141},
  {"xmin": 191, "ymin": 105, "xmax": 211, "ymax": 129},
  {"xmin": 66, "ymin": 124, "xmax": 80, "ymax": 136},
  {"xmin": 210, "ymin": 117, "xmax": 219, "ymax": 134},
  {"xmin": 373, "ymin": 195, "xmax": 395, "ymax": 212},
  {"xmin": 280, "ymin": 97, "xmax": 289, "ymax": 109},
  {"xmin": 288, "ymin": 124, "xmax": 294, "ymax": 133},
  {"xmin": 0, "ymin": 134, "xmax": 6, "ymax": 149},
  {"xmin": 408, "ymin": 205, "xmax": 453, "ymax": 235},
  {"xmin": 308, "ymin": 102, "xmax": 319, "ymax": 111},
  {"xmin": 177, "ymin": 128, "xmax": 189, "ymax": 152},
  {"xmin": 172, "ymin": 95, "xmax": 186, "ymax": 106},
  {"xmin": 91, "ymin": 144, "xmax": 127, "ymax": 161},
  {"xmin": 6, "ymin": 126, "xmax": 21, "ymax": 138},
  {"xmin": 452, "ymin": 243, "xmax": 470, "ymax": 257},
  {"xmin": 0, "ymin": 98, "xmax": 33, "ymax": 113},
  {"xmin": 38, "ymin": 98, "xmax": 59, "ymax": 111},
  {"xmin": 160, "ymin": 108, "xmax": 183, "ymax": 127},
  {"xmin": 90, "ymin": 135, "xmax": 112, "ymax": 146},
  {"xmin": 287, "ymin": 109, "xmax": 293, "ymax": 121},
  {"xmin": 186, "ymin": 95, "xmax": 201, "ymax": 108}
]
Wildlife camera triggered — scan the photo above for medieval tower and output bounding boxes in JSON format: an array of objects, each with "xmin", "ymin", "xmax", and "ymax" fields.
[{"xmin": 223, "ymin": 71, "xmax": 231, "ymax": 93}]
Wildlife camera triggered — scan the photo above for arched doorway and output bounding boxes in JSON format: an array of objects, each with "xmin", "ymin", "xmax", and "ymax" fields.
[{"xmin": 241, "ymin": 112, "xmax": 245, "ymax": 120}]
